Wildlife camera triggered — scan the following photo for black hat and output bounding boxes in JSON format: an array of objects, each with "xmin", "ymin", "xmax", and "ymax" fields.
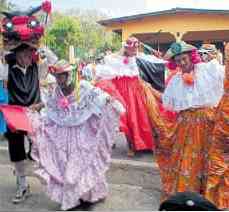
[
  {"xmin": 159, "ymin": 192, "xmax": 220, "ymax": 211},
  {"xmin": 12, "ymin": 43, "xmax": 35, "ymax": 53}
]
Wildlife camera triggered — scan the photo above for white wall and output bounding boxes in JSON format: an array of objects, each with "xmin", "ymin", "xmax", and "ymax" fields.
[{"xmin": 144, "ymin": 0, "xmax": 229, "ymax": 12}]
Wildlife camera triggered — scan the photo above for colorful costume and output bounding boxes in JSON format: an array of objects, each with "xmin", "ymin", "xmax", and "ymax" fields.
[
  {"xmin": 28, "ymin": 60, "xmax": 124, "ymax": 210},
  {"xmin": 94, "ymin": 37, "xmax": 167, "ymax": 153},
  {"xmin": 0, "ymin": 1, "xmax": 57, "ymax": 204},
  {"xmin": 205, "ymin": 60, "xmax": 229, "ymax": 209},
  {"xmin": 154, "ymin": 42, "xmax": 225, "ymax": 201},
  {"xmin": 0, "ymin": 0, "xmax": 54, "ymax": 162},
  {"xmin": 96, "ymin": 54, "xmax": 156, "ymax": 152}
]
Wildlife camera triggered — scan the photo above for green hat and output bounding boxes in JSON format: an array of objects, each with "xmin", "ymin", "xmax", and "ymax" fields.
[{"xmin": 164, "ymin": 41, "xmax": 197, "ymax": 60}]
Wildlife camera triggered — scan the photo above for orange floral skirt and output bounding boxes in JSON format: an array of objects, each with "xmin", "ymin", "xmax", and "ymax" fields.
[
  {"xmin": 141, "ymin": 82, "xmax": 215, "ymax": 200},
  {"xmin": 205, "ymin": 83, "xmax": 229, "ymax": 209},
  {"xmin": 155, "ymin": 108, "xmax": 215, "ymax": 201}
]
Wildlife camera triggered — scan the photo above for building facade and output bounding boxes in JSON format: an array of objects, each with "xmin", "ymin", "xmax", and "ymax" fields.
[{"xmin": 99, "ymin": 8, "xmax": 229, "ymax": 53}]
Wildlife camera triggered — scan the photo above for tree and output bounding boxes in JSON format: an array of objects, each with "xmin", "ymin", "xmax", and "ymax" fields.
[
  {"xmin": 44, "ymin": 13, "xmax": 83, "ymax": 59},
  {"xmin": 43, "ymin": 9, "xmax": 121, "ymax": 61},
  {"xmin": 68, "ymin": 8, "xmax": 122, "ymax": 57}
]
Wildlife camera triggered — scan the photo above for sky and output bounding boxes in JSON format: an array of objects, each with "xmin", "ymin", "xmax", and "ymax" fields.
[{"xmin": 9, "ymin": 0, "xmax": 229, "ymax": 18}]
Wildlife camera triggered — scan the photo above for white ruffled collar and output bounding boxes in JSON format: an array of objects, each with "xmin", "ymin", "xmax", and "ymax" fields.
[
  {"xmin": 95, "ymin": 54, "xmax": 139, "ymax": 80},
  {"xmin": 162, "ymin": 59, "xmax": 225, "ymax": 111}
]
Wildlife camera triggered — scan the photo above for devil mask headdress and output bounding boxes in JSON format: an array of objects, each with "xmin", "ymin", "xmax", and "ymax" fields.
[{"xmin": 0, "ymin": 1, "xmax": 51, "ymax": 51}]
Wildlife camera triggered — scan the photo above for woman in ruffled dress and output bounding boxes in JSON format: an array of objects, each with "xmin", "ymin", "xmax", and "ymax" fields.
[
  {"xmin": 28, "ymin": 60, "xmax": 124, "ymax": 210},
  {"xmin": 95, "ymin": 37, "xmax": 162, "ymax": 156},
  {"xmin": 149, "ymin": 41, "xmax": 225, "ymax": 201},
  {"xmin": 205, "ymin": 43, "xmax": 229, "ymax": 210}
]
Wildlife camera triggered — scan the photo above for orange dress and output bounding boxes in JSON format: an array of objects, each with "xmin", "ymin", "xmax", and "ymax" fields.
[
  {"xmin": 205, "ymin": 80, "xmax": 229, "ymax": 209},
  {"xmin": 141, "ymin": 80, "xmax": 216, "ymax": 200}
]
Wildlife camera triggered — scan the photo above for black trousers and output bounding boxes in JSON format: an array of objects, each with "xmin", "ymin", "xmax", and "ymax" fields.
[{"xmin": 5, "ymin": 129, "xmax": 27, "ymax": 162}]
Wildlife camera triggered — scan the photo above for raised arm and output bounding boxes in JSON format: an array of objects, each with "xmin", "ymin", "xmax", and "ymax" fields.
[{"xmin": 38, "ymin": 47, "xmax": 58, "ymax": 80}]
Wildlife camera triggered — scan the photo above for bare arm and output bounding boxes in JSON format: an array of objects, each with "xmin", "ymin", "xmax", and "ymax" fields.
[
  {"xmin": 38, "ymin": 47, "xmax": 58, "ymax": 80},
  {"xmin": 29, "ymin": 102, "xmax": 45, "ymax": 112}
]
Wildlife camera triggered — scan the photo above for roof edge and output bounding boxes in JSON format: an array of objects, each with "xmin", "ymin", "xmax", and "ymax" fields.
[{"xmin": 98, "ymin": 7, "xmax": 229, "ymax": 26}]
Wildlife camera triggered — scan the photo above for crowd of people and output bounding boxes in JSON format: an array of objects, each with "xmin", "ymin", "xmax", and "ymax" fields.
[{"xmin": 0, "ymin": 1, "xmax": 228, "ymax": 211}]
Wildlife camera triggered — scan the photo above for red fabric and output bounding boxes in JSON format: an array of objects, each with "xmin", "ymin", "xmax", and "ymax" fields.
[
  {"xmin": 0, "ymin": 105, "xmax": 32, "ymax": 133},
  {"xmin": 33, "ymin": 26, "xmax": 44, "ymax": 36},
  {"xmin": 96, "ymin": 77, "xmax": 155, "ymax": 151},
  {"xmin": 42, "ymin": 1, "xmax": 52, "ymax": 14},
  {"xmin": 14, "ymin": 25, "xmax": 32, "ymax": 41},
  {"xmin": 12, "ymin": 16, "xmax": 29, "ymax": 25}
]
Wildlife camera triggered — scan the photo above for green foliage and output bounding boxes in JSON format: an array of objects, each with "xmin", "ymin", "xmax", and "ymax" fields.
[
  {"xmin": 44, "ymin": 13, "xmax": 83, "ymax": 59},
  {"xmin": 44, "ymin": 10, "xmax": 121, "ymax": 61}
]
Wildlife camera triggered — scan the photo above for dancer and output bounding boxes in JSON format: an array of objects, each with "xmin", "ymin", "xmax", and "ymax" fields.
[
  {"xmin": 95, "ymin": 37, "xmax": 165, "ymax": 156},
  {"xmin": 154, "ymin": 41, "xmax": 224, "ymax": 201},
  {"xmin": 28, "ymin": 60, "xmax": 124, "ymax": 210}
]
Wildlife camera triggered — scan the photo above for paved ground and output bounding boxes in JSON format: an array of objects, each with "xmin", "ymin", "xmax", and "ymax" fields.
[
  {"xmin": 111, "ymin": 133, "xmax": 155, "ymax": 162},
  {"xmin": 0, "ymin": 136, "xmax": 161, "ymax": 211}
]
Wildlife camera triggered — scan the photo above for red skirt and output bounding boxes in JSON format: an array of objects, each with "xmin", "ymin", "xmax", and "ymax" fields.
[{"xmin": 96, "ymin": 76, "xmax": 155, "ymax": 151}]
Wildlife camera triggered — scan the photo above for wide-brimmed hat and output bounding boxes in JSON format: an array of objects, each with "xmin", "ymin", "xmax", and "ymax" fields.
[
  {"xmin": 11, "ymin": 43, "xmax": 36, "ymax": 53},
  {"xmin": 199, "ymin": 43, "xmax": 217, "ymax": 53},
  {"xmin": 48, "ymin": 60, "xmax": 73, "ymax": 75},
  {"xmin": 164, "ymin": 41, "xmax": 197, "ymax": 60}
]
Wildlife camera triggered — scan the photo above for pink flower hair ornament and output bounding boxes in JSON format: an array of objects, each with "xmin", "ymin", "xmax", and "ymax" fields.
[{"xmin": 58, "ymin": 97, "xmax": 70, "ymax": 109}]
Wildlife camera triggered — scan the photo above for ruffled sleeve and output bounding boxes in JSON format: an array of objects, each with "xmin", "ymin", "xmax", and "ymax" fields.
[
  {"xmin": 195, "ymin": 59, "xmax": 224, "ymax": 107},
  {"xmin": 80, "ymin": 80, "xmax": 125, "ymax": 114},
  {"xmin": 45, "ymin": 80, "xmax": 124, "ymax": 127}
]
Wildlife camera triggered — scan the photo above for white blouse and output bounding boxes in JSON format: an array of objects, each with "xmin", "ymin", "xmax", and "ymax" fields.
[
  {"xmin": 95, "ymin": 53, "xmax": 167, "ymax": 81},
  {"xmin": 162, "ymin": 59, "xmax": 225, "ymax": 112},
  {"xmin": 95, "ymin": 54, "xmax": 139, "ymax": 80}
]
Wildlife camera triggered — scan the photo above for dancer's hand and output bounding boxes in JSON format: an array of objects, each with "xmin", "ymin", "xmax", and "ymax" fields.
[
  {"xmin": 29, "ymin": 103, "xmax": 44, "ymax": 112},
  {"xmin": 152, "ymin": 49, "xmax": 163, "ymax": 58}
]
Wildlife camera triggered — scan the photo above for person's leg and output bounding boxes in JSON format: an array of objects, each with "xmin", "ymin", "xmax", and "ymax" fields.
[
  {"xmin": 5, "ymin": 130, "xmax": 30, "ymax": 203},
  {"xmin": 13, "ymin": 160, "xmax": 30, "ymax": 203},
  {"xmin": 126, "ymin": 136, "xmax": 135, "ymax": 157},
  {"xmin": 25, "ymin": 136, "xmax": 33, "ymax": 161}
]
